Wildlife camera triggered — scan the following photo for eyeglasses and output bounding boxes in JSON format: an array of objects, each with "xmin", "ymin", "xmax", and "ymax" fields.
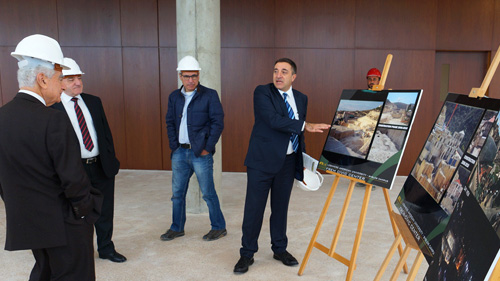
[{"xmin": 181, "ymin": 74, "xmax": 199, "ymax": 80}]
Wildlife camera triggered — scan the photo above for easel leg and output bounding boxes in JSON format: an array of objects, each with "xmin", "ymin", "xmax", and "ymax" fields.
[
  {"xmin": 298, "ymin": 175, "xmax": 341, "ymax": 276},
  {"xmin": 373, "ymin": 233, "xmax": 402, "ymax": 281},
  {"xmin": 328, "ymin": 180, "xmax": 356, "ymax": 256},
  {"xmin": 383, "ymin": 188, "xmax": 409, "ymax": 273},
  {"xmin": 405, "ymin": 251, "xmax": 424, "ymax": 281},
  {"xmin": 345, "ymin": 183, "xmax": 372, "ymax": 281},
  {"xmin": 389, "ymin": 246, "xmax": 411, "ymax": 281}
]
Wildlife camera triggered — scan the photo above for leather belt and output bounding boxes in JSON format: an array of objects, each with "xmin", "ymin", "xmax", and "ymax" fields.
[
  {"xmin": 82, "ymin": 157, "xmax": 98, "ymax": 164},
  {"xmin": 180, "ymin": 143, "xmax": 191, "ymax": 149}
]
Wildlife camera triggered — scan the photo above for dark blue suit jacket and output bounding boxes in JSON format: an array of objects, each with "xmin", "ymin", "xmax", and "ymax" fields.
[
  {"xmin": 244, "ymin": 83, "xmax": 307, "ymax": 181},
  {"xmin": 165, "ymin": 84, "xmax": 224, "ymax": 157}
]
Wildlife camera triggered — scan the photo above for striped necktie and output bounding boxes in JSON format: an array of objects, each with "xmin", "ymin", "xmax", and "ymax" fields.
[
  {"xmin": 71, "ymin": 97, "xmax": 94, "ymax": 151},
  {"xmin": 283, "ymin": 93, "xmax": 299, "ymax": 153}
]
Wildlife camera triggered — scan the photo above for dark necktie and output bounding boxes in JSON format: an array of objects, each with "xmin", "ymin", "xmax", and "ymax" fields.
[
  {"xmin": 283, "ymin": 93, "xmax": 299, "ymax": 153},
  {"xmin": 71, "ymin": 97, "xmax": 94, "ymax": 151}
]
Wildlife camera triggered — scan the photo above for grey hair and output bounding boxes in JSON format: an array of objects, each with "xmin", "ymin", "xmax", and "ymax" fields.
[{"xmin": 17, "ymin": 65, "xmax": 57, "ymax": 88}]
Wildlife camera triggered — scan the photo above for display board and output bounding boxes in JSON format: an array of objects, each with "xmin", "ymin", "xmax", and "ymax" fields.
[
  {"xmin": 318, "ymin": 89, "xmax": 422, "ymax": 189},
  {"xmin": 395, "ymin": 93, "xmax": 500, "ymax": 280}
]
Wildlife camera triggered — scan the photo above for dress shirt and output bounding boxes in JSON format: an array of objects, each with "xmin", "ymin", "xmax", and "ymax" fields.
[
  {"xmin": 278, "ymin": 86, "xmax": 305, "ymax": 155},
  {"xmin": 19, "ymin": 89, "xmax": 46, "ymax": 105},
  {"xmin": 60, "ymin": 92, "xmax": 99, "ymax": 158},
  {"xmin": 178, "ymin": 88, "xmax": 196, "ymax": 144}
]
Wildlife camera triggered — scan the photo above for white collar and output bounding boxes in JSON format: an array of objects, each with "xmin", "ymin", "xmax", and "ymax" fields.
[
  {"xmin": 18, "ymin": 89, "xmax": 46, "ymax": 105},
  {"xmin": 61, "ymin": 92, "xmax": 81, "ymax": 103},
  {"xmin": 278, "ymin": 86, "xmax": 293, "ymax": 98}
]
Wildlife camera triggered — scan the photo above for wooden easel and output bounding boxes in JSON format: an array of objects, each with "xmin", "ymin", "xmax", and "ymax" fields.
[
  {"xmin": 373, "ymin": 211, "xmax": 424, "ymax": 281},
  {"xmin": 373, "ymin": 46, "xmax": 500, "ymax": 281},
  {"xmin": 298, "ymin": 54, "xmax": 409, "ymax": 280},
  {"xmin": 469, "ymin": 45, "xmax": 500, "ymax": 98},
  {"xmin": 372, "ymin": 54, "xmax": 392, "ymax": 91}
]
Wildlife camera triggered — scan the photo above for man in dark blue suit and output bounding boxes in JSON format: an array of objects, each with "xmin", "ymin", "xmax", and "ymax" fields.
[{"xmin": 234, "ymin": 58, "xmax": 330, "ymax": 274}]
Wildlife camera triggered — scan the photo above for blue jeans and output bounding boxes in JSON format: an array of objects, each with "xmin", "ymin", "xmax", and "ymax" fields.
[{"xmin": 170, "ymin": 147, "xmax": 226, "ymax": 232}]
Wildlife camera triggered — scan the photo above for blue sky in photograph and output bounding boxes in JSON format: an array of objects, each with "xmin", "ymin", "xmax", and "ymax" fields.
[
  {"xmin": 386, "ymin": 92, "xmax": 419, "ymax": 105},
  {"xmin": 338, "ymin": 100, "xmax": 383, "ymax": 111}
]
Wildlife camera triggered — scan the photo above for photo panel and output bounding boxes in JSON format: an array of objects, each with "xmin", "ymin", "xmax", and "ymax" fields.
[
  {"xmin": 325, "ymin": 99, "xmax": 384, "ymax": 159},
  {"xmin": 467, "ymin": 116, "xmax": 500, "ymax": 239},
  {"xmin": 440, "ymin": 165, "xmax": 470, "ymax": 215},
  {"xmin": 380, "ymin": 91, "xmax": 419, "ymax": 126},
  {"xmin": 319, "ymin": 89, "xmax": 422, "ymax": 189},
  {"xmin": 367, "ymin": 127, "xmax": 406, "ymax": 164},
  {"xmin": 395, "ymin": 175, "xmax": 449, "ymax": 260},
  {"xmin": 466, "ymin": 110, "xmax": 498, "ymax": 157},
  {"xmin": 396, "ymin": 93, "xmax": 500, "ymax": 264},
  {"xmin": 424, "ymin": 192, "xmax": 500, "ymax": 281},
  {"xmin": 410, "ymin": 101, "xmax": 484, "ymax": 203}
]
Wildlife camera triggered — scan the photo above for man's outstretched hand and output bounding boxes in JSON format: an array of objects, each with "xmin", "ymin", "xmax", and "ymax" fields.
[{"xmin": 305, "ymin": 122, "xmax": 331, "ymax": 133}]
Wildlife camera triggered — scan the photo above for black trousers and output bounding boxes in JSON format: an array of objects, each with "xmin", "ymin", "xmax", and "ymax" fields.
[
  {"xmin": 82, "ymin": 160, "xmax": 116, "ymax": 255},
  {"xmin": 30, "ymin": 222, "xmax": 94, "ymax": 281},
  {"xmin": 240, "ymin": 153, "xmax": 296, "ymax": 258}
]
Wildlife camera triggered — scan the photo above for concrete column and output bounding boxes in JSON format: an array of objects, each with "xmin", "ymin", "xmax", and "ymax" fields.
[{"xmin": 176, "ymin": 0, "xmax": 221, "ymax": 213}]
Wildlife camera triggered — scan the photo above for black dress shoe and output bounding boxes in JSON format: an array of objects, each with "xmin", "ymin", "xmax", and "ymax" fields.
[
  {"xmin": 233, "ymin": 256, "xmax": 254, "ymax": 274},
  {"xmin": 160, "ymin": 229, "xmax": 185, "ymax": 241},
  {"xmin": 273, "ymin": 251, "xmax": 298, "ymax": 266},
  {"xmin": 99, "ymin": 251, "xmax": 127, "ymax": 263},
  {"xmin": 203, "ymin": 229, "xmax": 227, "ymax": 241}
]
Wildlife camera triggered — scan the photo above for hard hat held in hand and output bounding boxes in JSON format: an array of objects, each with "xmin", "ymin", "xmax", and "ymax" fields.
[
  {"xmin": 297, "ymin": 169, "xmax": 324, "ymax": 191},
  {"xmin": 62, "ymin": 58, "xmax": 85, "ymax": 76},
  {"xmin": 177, "ymin": 55, "xmax": 201, "ymax": 71},
  {"xmin": 11, "ymin": 34, "xmax": 69, "ymax": 69}
]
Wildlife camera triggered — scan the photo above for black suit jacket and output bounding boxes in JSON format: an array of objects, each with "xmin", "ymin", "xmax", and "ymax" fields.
[
  {"xmin": 0, "ymin": 93, "xmax": 101, "ymax": 251},
  {"xmin": 52, "ymin": 93, "xmax": 119, "ymax": 178},
  {"xmin": 244, "ymin": 83, "xmax": 307, "ymax": 181}
]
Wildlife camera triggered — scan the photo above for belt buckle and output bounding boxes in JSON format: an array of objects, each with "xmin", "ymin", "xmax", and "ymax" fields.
[{"xmin": 84, "ymin": 157, "xmax": 96, "ymax": 164}]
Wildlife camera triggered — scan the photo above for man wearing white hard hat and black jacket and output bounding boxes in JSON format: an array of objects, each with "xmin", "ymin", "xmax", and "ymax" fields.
[
  {"xmin": 0, "ymin": 34, "xmax": 102, "ymax": 280},
  {"xmin": 52, "ymin": 58, "xmax": 126, "ymax": 263},
  {"xmin": 161, "ymin": 55, "xmax": 226, "ymax": 242}
]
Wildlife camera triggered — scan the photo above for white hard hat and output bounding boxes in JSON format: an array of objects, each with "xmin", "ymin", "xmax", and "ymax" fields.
[
  {"xmin": 297, "ymin": 169, "xmax": 324, "ymax": 191},
  {"xmin": 62, "ymin": 58, "xmax": 85, "ymax": 76},
  {"xmin": 11, "ymin": 34, "xmax": 70, "ymax": 70},
  {"xmin": 176, "ymin": 55, "xmax": 201, "ymax": 72}
]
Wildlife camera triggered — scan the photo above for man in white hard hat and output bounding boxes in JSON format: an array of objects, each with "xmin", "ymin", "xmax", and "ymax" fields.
[
  {"xmin": 161, "ymin": 55, "xmax": 226, "ymax": 242},
  {"xmin": 0, "ymin": 34, "xmax": 102, "ymax": 280},
  {"xmin": 234, "ymin": 58, "xmax": 330, "ymax": 274},
  {"xmin": 52, "ymin": 58, "xmax": 126, "ymax": 263}
]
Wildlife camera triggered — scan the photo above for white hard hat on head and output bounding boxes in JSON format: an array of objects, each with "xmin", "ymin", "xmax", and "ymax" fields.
[
  {"xmin": 177, "ymin": 55, "xmax": 201, "ymax": 72},
  {"xmin": 11, "ymin": 34, "xmax": 70, "ymax": 70},
  {"xmin": 297, "ymin": 169, "xmax": 324, "ymax": 191},
  {"xmin": 62, "ymin": 58, "xmax": 85, "ymax": 76}
]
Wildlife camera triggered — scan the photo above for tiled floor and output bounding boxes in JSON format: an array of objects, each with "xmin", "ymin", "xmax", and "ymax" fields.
[{"xmin": 0, "ymin": 170, "xmax": 427, "ymax": 280}]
